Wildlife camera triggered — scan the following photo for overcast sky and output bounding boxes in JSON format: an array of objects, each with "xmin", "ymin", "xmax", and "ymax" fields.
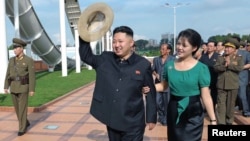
[{"xmin": 5, "ymin": 0, "xmax": 250, "ymax": 45}]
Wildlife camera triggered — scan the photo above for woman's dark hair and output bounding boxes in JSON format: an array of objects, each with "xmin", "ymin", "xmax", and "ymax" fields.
[
  {"xmin": 113, "ymin": 26, "xmax": 134, "ymax": 37},
  {"xmin": 177, "ymin": 28, "xmax": 202, "ymax": 55}
]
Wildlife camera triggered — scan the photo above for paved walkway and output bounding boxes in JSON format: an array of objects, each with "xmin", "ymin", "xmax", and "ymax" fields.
[{"xmin": 0, "ymin": 82, "xmax": 249, "ymax": 141}]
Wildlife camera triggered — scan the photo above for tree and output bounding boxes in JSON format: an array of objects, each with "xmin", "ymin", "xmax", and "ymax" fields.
[
  {"xmin": 159, "ymin": 38, "xmax": 169, "ymax": 45},
  {"xmin": 135, "ymin": 39, "xmax": 148, "ymax": 50},
  {"xmin": 242, "ymin": 34, "xmax": 250, "ymax": 42}
]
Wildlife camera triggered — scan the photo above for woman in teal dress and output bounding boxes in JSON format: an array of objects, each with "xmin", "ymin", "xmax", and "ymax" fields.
[{"xmin": 155, "ymin": 29, "xmax": 217, "ymax": 141}]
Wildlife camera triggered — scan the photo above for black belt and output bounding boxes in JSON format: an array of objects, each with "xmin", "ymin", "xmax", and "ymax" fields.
[{"xmin": 10, "ymin": 76, "xmax": 27, "ymax": 81}]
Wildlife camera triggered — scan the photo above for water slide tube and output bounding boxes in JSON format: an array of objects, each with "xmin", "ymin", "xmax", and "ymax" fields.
[{"xmin": 5, "ymin": 0, "xmax": 75, "ymax": 69}]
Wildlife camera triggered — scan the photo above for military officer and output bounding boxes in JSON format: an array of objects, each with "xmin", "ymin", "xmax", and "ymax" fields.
[
  {"xmin": 4, "ymin": 38, "xmax": 36, "ymax": 136},
  {"xmin": 214, "ymin": 38, "xmax": 244, "ymax": 125}
]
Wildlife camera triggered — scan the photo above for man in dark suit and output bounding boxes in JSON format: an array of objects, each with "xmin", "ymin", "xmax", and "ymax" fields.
[
  {"xmin": 4, "ymin": 38, "xmax": 36, "ymax": 136},
  {"xmin": 199, "ymin": 40, "xmax": 219, "ymax": 108},
  {"xmin": 79, "ymin": 26, "xmax": 157, "ymax": 141}
]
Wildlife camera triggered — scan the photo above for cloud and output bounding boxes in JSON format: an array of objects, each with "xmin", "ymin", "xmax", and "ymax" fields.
[
  {"xmin": 52, "ymin": 33, "xmax": 61, "ymax": 45},
  {"xmin": 134, "ymin": 34, "xmax": 148, "ymax": 41}
]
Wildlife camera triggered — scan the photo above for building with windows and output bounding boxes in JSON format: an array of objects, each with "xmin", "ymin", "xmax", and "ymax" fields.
[
  {"xmin": 161, "ymin": 32, "xmax": 174, "ymax": 41},
  {"xmin": 147, "ymin": 39, "xmax": 158, "ymax": 47}
]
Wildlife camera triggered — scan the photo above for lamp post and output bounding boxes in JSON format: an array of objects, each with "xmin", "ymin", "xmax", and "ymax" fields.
[{"xmin": 164, "ymin": 2, "xmax": 190, "ymax": 54}]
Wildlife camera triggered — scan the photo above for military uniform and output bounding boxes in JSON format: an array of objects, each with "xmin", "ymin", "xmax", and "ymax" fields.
[
  {"xmin": 4, "ymin": 38, "xmax": 36, "ymax": 135},
  {"xmin": 214, "ymin": 38, "xmax": 244, "ymax": 125}
]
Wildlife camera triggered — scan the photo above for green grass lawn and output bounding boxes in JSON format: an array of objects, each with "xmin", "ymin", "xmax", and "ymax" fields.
[{"xmin": 0, "ymin": 68, "xmax": 96, "ymax": 107}]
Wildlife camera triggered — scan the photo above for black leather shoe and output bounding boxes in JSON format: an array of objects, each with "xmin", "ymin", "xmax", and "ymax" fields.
[
  {"xmin": 18, "ymin": 132, "xmax": 25, "ymax": 136},
  {"xmin": 160, "ymin": 121, "xmax": 167, "ymax": 126},
  {"xmin": 243, "ymin": 114, "xmax": 250, "ymax": 117},
  {"xmin": 157, "ymin": 118, "xmax": 162, "ymax": 122},
  {"xmin": 243, "ymin": 112, "xmax": 250, "ymax": 117},
  {"xmin": 26, "ymin": 121, "xmax": 30, "ymax": 128}
]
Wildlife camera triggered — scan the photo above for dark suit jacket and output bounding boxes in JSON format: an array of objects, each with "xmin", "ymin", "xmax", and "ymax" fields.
[
  {"xmin": 199, "ymin": 52, "xmax": 219, "ymax": 87},
  {"xmin": 79, "ymin": 38, "xmax": 157, "ymax": 131}
]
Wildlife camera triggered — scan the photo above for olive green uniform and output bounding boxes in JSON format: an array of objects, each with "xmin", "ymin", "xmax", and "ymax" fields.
[
  {"xmin": 4, "ymin": 55, "xmax": 36, "ymax": 132},
  {"xmin": 214, "ymin": 55, "xmax": 243, "ymax": 124}
]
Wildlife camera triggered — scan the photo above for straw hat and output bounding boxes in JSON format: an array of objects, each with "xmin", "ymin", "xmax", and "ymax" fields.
[{"xmin": 77, "ymin": 2, "xmax": 114, "ymax": 42}]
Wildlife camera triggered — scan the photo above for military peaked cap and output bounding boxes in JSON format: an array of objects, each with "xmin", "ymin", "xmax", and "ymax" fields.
[
  {"xmin": 12, "ymin": 38, "xmax": 27, "ymax": 48},
  {"xmin": 224, "ymin": 38, "xmax": 240, "ymax": 49}
]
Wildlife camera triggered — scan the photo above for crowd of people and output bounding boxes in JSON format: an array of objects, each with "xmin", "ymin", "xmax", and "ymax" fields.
[
  {"xmin": 195, "ymin": 36, "xmax": 250, "ymax": 120},
  {"xmin": 4, "ymin": 25, "xmax": 250, "ymax": 141},
  {"xmin": 80, "ymin": 26, "xmax": 219, "ymax": 141},
  {"xmin": 146, "ymin": 33, "xmax": 250, "ymax": 140}
]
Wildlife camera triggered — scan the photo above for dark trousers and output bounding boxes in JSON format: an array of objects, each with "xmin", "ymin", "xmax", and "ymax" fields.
[
  {"xmin": 216, "ymin": 89, "xmax": 238, "ymax": 124},
  {"xmin": 210, "ymin": 85, "xmax": 217, "ymax": 108},
  {"xmin": 156, "ymin": 91, "xmax": 168, "ymax": 123},
  {"xmin": 238, "ymin": 85, "xmax": 250, "ymax": 113},
  {"xmin": 11, "ymin": 93, "xmax": 29, "ymax": 132},
  {"xmin": 248, "ymin": 86, "xmax": 250, "ymax": 110},
  {"xmin": 107, "ymin": 126, "xmax": 145, "ymax": 141}
]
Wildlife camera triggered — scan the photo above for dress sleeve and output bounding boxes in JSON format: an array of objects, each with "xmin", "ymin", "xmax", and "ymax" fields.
[{"xmin": 198, "ymin": 63, "xmax": 211, "ymax": 88}]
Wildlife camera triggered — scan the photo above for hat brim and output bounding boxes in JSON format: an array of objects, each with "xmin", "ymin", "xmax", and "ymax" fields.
[
  {"xmin": 78, "ymin": 2, "xmax": 114, "ymax": 42},
  {"xmin": 224, "ymin": 42, "xmax": 236, "ymax": 48},
  {"xmin": 13, "ymin": 44, "xmax": 24, "ymax": 49}
]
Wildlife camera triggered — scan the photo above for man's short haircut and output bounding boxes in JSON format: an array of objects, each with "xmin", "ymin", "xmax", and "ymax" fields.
[{"xmin": 113, "ymin": 26, "xmax": 134, "ymax": 38}]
